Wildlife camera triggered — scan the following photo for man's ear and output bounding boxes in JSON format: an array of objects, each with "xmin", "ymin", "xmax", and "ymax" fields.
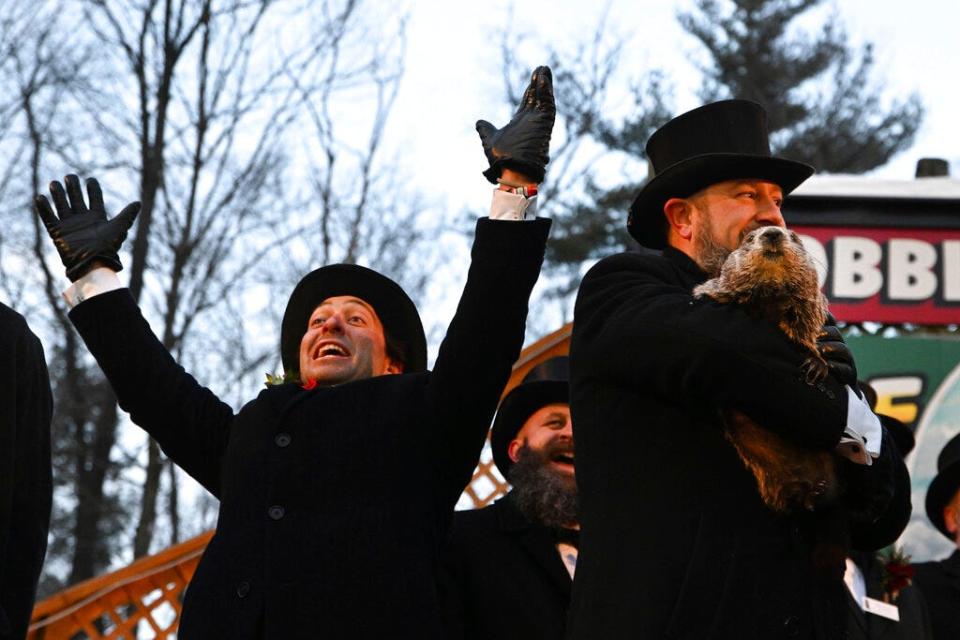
[
  {"xmin": 384, "ymin": 358, "xmax": 404, "ymax": 375},
  {"xmin": 507, "ymin": 438, "xmax": 524, "ymax": 463},
  {"xmin": 945, "ymin": 504, "xmax": 960, "ymax": 536},
  {"xmin": 663, "ymin": 198, "xmax": 695, "ymax": 242}
]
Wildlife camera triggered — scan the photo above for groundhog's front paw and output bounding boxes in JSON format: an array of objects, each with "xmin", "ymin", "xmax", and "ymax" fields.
[{"xmin": 801, "ymin": 356, "xmax": 829, "ymax": 384}]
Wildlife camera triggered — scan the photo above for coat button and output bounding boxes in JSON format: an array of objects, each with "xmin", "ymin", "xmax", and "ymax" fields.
[
  {"xmin": 783, "ymin": 615, "xmax": 801, "ymax": 637},
  {"xmin": 268, "ymin": 505, "xmax": 285, "ymax": 520},
  {"xmin": 274, "ymin": 433, "xmax": 291, "ymax": 447},
  {"xmin": 236, "ymin": 581, "xmax": 250, "ymax": 598}
]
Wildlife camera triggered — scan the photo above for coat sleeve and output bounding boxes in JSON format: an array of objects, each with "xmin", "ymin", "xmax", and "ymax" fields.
[
  {"xmin": 68, "ymin": 289, "xmax": 234, "ymax": 496},
  {"xmin": 0, "ymin": 316, "xmax": 51, "ymax": 640},
  {"xmin": 571, "ymin": 252, "xmax": 848, "ymax": 449},
  {"xmin": 437, "ymin": 539, "xmax": 468, "ymax": 640},
  {"xmin": 846, "ymin": 427, "xmax": 912, "ymax": 551},
  {"xmin": 426, "ymin": 217, "xmax": 550, "ymax": 505}
]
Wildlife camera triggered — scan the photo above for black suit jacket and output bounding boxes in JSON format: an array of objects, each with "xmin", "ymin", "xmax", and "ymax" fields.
[
  {"xmin": 567, "ymin": 247, "xmax": 910, "ymax": 640},
  {"xmin": 845, "ymin": 551, "xmax": 932, "ymax": 640},
  {"xmin": 912, "ymin": 549, "xmax": 960, "ymax": 640},
  {"xmin": 0, "ymin": 304, "xmax": 52, "ymax": 640},
  {"xmin": 68, "ymin": 218, "xmax": 550, "ymax": 639},
  {"xmin": 439, "ymin": 493, "xmax": 571, "ymax": 640}
]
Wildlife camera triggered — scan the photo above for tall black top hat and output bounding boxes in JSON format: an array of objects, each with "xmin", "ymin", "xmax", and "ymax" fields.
[
  {"xmin": 627, "ymin": 100, "xmax": 815, "ymax": 249},
  {"xmin": 925, "ymin": 432, "xmax": 960, "ymax": 540},
  {"xmin": 490, "ymin": 357, "xmax": 569, "ymax": 479},
  {"xmin": 280, "ymin": 264, "xmax": 427, "ymax": 377}
]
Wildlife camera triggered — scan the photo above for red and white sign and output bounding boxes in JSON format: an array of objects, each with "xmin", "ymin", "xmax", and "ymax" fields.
[{"xmin": 793, "ymin": 226, "xmax": 960, "ymax": 325}]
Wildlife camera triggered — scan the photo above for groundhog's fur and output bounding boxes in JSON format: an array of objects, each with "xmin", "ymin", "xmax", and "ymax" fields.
[{"xmin": 694, "ymin": 226, "xmax": 836, "ymax": 513}]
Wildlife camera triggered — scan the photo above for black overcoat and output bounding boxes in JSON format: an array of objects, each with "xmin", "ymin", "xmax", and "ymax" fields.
[
  {"xmin": 912, "ymin": 549, "xmax": 960, "ymax": 640},
  {"xmin": 0, "ymin": 304, "xmax": 52, "ymax": 640},
  {"xmin": 439, "ymin": 493, "xmax": 571, "ymax": 639},
  {"xmin": 68, "ymin": 218, "xmax": 550, "ymax": 639},
  {"xmin": 845, "ymin": 551, "xmax": 933, "ymax": 640},
  {"xmin": 567, "ymin": 247, "xmax": 910, "ymax": 640}
]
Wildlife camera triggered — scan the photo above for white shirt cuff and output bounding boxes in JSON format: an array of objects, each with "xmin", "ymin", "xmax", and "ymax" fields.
[
  {"xmin": 489, "ymin": 188, "xmax": 537, "ymax": 220},
  {"xmin": 62, "ymin": 267, "xmax": 123, "ymax": 309},
  {"xmin": 835, "ymin": 385, "xmax": 882, "ymax": 465}
]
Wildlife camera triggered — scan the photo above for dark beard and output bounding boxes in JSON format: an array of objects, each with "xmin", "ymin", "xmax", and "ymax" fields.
[
  {"xmin": 508, "ymin": 445, "xmax": 579, "ymax": 529},
  {"xmin": 692, "ymin": 210, "xmax": 731, "ymax": 277},
  {"xmin": 692, "ymin": 210, "xmax": 768, "ymax": 277}
]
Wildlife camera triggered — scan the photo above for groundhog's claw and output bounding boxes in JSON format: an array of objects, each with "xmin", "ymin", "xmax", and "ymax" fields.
[{"xmin": 802, "ymin": 356, "xmax": 829, "ymax": 385}]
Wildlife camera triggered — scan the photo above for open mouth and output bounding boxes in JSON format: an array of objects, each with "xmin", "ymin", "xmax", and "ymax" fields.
[
  {"xmin": 313, "ymin": 342, "xmax": 350, "ymax": 360},
  {"xmin": 551, "ymin": 453, "xmax": 575, "ymax": 466}
]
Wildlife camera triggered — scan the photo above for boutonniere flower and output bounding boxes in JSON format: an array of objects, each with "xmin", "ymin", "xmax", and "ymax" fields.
[
  {"xmin": 264, "ymin": 372, "xmax": 300, "ymax": 388},
  {"xmin": 877, "ymin": 546, "xmax": 914, "ymax": 603}
]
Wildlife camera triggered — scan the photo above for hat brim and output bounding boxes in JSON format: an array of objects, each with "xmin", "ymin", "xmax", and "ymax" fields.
[
  {"xmin": 280, "ymin": 264, "xmax": 426, "ymax": 377},
  {"xmin": 628, "ymin": 153, "xmax": 815, "ymax": 249},
  {"xmin": 925, "ymin": 461, "xmax": 960, "ymax": 540},
  {"xmin": 491, "ymin": 380, "xmax": 569, "ymax": 479}
]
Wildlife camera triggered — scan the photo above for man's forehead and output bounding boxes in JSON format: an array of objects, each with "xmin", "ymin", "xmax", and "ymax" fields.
[
  {"xmin": 310, "ymin": 295, "xmax": 377, "ymax": 315},
  {"xmin": 523, "ymin": 403, "xmax": 571, "ymax": 425},
  {"xmin": 705, "ymin": 178, "xmax": 784, "ymax": 193}
]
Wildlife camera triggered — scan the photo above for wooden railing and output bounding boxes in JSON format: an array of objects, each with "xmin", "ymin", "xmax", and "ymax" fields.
[
  {"xmin": 29, "ymin": 322, "xmax": 572, "ymax": 639},
  {"xmin": 29, "ymin": 531, "xmax": 213, "ymax": 639}
]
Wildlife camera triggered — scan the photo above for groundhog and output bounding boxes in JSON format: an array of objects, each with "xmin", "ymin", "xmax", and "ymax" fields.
[{"xmin": 693, "ymin": 226, "xmax": 836, "ymax": 513}]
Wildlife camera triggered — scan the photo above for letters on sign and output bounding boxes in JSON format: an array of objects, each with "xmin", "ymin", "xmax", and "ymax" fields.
[{"xmin": 792, "ymin": 226, "xmax": 960, "ymax": 325}]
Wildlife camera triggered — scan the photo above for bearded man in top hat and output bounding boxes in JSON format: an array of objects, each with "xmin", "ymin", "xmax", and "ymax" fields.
[
  {"xmin": 911, "ymin": 432, "xmax": 960, "ymax": 640},
  {"xmin": 33, "ymin": 67, "xmax": 555, "ymax": 639},
  {"xmin": 567, "ymin": 100, "xmax": 911, "ymax": 639},
  {"xmin": 439, "ymin": 357, "xmax": 576, "ymax": 640}
]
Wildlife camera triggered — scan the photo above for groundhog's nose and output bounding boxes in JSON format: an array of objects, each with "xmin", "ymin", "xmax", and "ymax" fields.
[{"xmin": 760, "ymin": 227, "xmax": 783, "ymax": 245}]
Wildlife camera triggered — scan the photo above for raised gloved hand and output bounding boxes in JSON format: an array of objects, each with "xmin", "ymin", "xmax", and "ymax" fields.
[
  {"xmin": 35, "ymin": 175, "xmax": 140, "ymax": 281},
  {"xmin": 817, "ymin": 314, "xmax": 858, "ymax": 388},
  {"xmin": 476, "ymin": 65, "xmax": 555, "ymax": 184}
]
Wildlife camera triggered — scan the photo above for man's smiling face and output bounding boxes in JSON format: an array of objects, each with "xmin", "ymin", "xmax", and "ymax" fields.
[
  {"xmin": 298, "ymin": 295, "xmax": 401, "ymax": 386},
  {"xmin": 508, "ymin": 403, "xmax": 575, "ymax": 480}
]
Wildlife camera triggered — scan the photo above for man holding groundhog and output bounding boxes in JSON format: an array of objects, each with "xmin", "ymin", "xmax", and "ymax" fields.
[{"xmin": 567, "ymin": 100, "xmax": 911, "ymax": 639}]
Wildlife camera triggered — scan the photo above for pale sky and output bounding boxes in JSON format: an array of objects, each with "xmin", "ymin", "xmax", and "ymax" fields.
[
  {"xmin": 385, "ymin": 0, "xmax": 959, "ymax": 340},
  {"xmin": 395, "ymin": 0, "xmax": 958, "ymax": 211}
]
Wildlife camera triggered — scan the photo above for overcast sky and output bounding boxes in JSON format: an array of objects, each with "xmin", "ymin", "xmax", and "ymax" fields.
[
  {"xmin": 376, "ymin": 0, "xmax": 958, "ymax": 342},
  {"xmin": 392, "ymin": 0, "xmax": 958, "ymax": 214}
]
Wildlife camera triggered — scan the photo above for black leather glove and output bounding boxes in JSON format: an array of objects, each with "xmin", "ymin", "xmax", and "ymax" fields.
[
  {"xmin": 35, "ymin": 175, "xmax": 140, "ymax": 281},
  {"xmin": 476, "ymin": 65, "xmax": 555, "ymax": 184},
  {"xmin": 816, "ymin": 313, "xmax": 858, "ymax": 389}
]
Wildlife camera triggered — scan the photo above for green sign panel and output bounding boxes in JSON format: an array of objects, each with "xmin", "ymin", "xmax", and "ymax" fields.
[{"xmin": 848, "ymin": 334, "xmax": 960, "ymax": 561}]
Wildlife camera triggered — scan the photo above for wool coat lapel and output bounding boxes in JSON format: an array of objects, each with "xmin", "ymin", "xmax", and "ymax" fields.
[{"xmin": 497, "ymin": 495, "xmax": 572, "ymax": 599}]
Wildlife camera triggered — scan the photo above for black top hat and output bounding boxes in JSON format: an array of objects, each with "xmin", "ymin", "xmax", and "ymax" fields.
[
  {"xmin": 880, "ymin": 414, "xmax": 915, "ymax": 458},
  {"xmin": 280, "ymin": 264, "xmax": 427, "ymax": 378},
  {"xmin": 490, "ymin": 357, "xmax": 569, "ymax": 479},
  {"xmin": 627, "ymin": 100, "xmax": 815, "ymax": 249},
  {"xmin": 925, "ymin": 432, "xmax": 960, "ymax": 540}
]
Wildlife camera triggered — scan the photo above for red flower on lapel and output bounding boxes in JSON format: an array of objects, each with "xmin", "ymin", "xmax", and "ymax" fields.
[
  {"xmin": 878, "ymin": 546, "xmax": 914, "ymax": 603},
  {"xmin": 301, "ymin": 378, "xmax": 317, "ymax": 390}
]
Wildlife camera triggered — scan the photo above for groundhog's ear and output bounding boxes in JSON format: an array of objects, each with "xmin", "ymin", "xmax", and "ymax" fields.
[{"xmin": 664, "ymin": 198, "xmax": 694, "ymax": 241}]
